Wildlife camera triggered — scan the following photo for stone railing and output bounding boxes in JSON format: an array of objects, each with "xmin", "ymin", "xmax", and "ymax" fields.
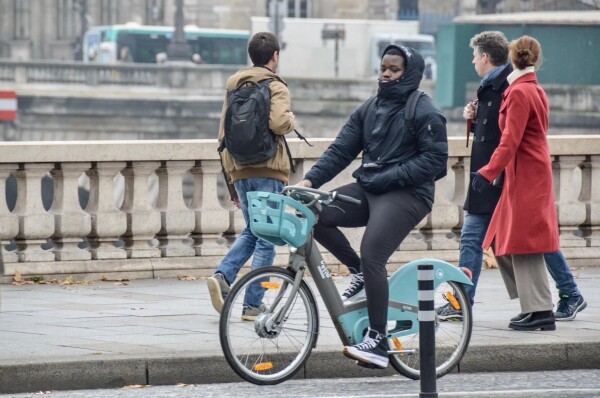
[
  {"xmin": 0, "ymin": 59, "xmax": 237, "ymax": 90},
  {"xmin": 0, "ymin": 59, "xmax": 379, "ymax": 101},
  {"xmin": 0, "ymin": 136, "xmax": 599, "ymax": 283}
]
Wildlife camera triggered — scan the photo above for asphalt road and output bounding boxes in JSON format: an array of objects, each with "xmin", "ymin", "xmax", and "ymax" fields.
[{"xmin": 2, "ymin": 369, "xmax": 599, "ymax": 398}]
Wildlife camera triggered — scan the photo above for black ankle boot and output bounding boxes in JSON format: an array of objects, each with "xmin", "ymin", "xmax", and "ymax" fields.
[
  {"xmin": 508, "ymin": 310, "xmax": 556, "ymax": 331},
  {"xmin": 510, "ymin": 313, "xmax": 529, "ymax": 322}
]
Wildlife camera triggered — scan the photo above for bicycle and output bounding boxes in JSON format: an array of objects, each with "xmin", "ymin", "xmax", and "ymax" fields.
[{"xmin": 219, "ymin": 186, "xmax": 473, "ymax": 385}]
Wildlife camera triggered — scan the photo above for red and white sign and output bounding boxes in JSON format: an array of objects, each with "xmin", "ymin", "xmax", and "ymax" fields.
[{"xmin": 0, "ymin": 91, "xmax": 17, "ymax": 121}]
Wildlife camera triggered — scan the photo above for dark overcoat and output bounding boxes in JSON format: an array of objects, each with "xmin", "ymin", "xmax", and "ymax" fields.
[{"xmin": 464, "ymin": 64, "xmax": 512, "ymax": 215}]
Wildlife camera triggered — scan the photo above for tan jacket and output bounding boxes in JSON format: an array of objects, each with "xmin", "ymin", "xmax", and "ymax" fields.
[{"xmin": 218, "ymin": 66, "xmax": 295, "ymax": 185}]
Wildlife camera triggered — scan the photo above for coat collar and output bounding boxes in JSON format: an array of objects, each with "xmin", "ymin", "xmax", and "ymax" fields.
[
  {"xmin": 507, "ymin": 66, "xmax": 536, "ymax": 85},
  {"xmin": 478, "ymin": 63, "xmax": 512, "ymax": 94}
]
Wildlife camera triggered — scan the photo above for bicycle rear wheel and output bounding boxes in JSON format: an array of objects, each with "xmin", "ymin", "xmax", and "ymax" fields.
[
  {"xmin": 389, "ymin": 280, "xmax": 472, "ymax": 380},
  {"xmin": 219, "ymin": 266, "xmax": 319, "ymax": 385}
]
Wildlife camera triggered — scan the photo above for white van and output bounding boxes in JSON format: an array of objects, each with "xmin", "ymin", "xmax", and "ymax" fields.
[{"xmin": 371, "ymin": 33, "xmax": 437, "ymax": 80}]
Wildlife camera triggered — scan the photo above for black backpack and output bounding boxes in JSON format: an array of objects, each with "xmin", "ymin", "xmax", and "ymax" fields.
[
  {"xmin": 218, "ymin": 78, "xmax": 311, "ymax": 174},
  {"xmin": 361, "ymin": 89, "xmax": 447, "ymax": 181},
  {"xmin": 220, "ymin": 79, "xmax": 277, "ymax": 165}
]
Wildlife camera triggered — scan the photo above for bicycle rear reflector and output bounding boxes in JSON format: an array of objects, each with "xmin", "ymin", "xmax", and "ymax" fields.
[
  {"xmin": 261, "ymin": 281, "xmax": 281, "ymax": 289},
  {"xmin": 253, "ymin": 362, "xmax": 274, "ymax": 371},
  {"xmin": 445, "ymin": 292, "xmax": 461, "ymax": 310},
  {"xmin": 392, "ymin": 338, "xmax": 404, "ymax": 351}
]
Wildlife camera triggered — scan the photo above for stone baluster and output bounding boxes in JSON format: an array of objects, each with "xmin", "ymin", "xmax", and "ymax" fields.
[
  {"xmin": 155, "ymin": 161, "xmax": 195, "ymax": 257},
  {"xmin": 553, "ymin": 155, "xmax": 586, "ymax": 247},
  {"xmin": 13, "ymin": 163, "xmax": 54, "ymax": 262},
  {"xmin": 422, "ymin": 160, "xmax": 460, "ymax": 250},
  {"xmin": 451, "ymin": 155, "xmax": 468, "ymax": 206},
  {"xmin": 582, "ymin": 155, "xmax": 600, "ymax": 246},
  {"xmin": 0, "ymin": 164, "xmax": 19, "ymax": 266},
  {"xmin": 190, "ymin": 160, "xmax": 230, "ymax": 256},
  {"xmin": 85, "ymin": 162, "xmax": 127, "ymax": 260},
  {"xmin": 120, "ymin": 162, "xmax": 162, "ymax": 258},
  {"xmin": 49, "ymin": 163, "xmax": 92, "ymax": 260}
]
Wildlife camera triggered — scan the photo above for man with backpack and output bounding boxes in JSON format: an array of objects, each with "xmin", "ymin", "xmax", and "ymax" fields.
[
  {"xmin": 208, "ymin": 32, "xmax": 296, "ymax": 320},
  {"xmin": 297, "ymin": 45, "xmax": 448, "ymax": 369}
]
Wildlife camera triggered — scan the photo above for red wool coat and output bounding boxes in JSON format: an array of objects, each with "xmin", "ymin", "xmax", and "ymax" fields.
[{"xmin": 479, "ymin": 72, "xmax": 559, "ymax": 256}]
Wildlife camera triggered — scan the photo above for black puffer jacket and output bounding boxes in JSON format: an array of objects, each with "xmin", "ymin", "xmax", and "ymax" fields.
[{"xmin": 304, "ymin": 46, "xmax": 447, "ymax": 207}]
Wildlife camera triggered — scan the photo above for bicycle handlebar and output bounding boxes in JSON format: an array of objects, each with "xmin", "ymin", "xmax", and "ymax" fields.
[
  {"xmin": 332, "ymin": 191, "xmax": 362, "ymax": 205},
  {"xmin": 281, "ymin": 185, "xmax": 362, "ymax": 207}
]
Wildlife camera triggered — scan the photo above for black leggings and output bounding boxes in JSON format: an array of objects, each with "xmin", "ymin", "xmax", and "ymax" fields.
[{"xmin": 314, "ymin": 183, "xmax": 430, "ymax": 334}]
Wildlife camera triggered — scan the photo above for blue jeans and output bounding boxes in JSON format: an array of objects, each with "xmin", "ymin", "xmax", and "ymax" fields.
[
  {"xmin": 215, "ymin": 177, "xmax": 284, "ymax": 307},
  {"xmin": 460, "ymin": 213, "xmax": 582, "ymax": 305},
  {"xmin": 544, "ymin": 251, "xmax": 581, "ymax": 298},
  {"xmin": 459, "ymin": 213, "xmax": 492, "ymax": 305}
]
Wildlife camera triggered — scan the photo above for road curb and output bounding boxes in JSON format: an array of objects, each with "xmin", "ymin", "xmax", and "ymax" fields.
[{"xmin": 2, "ymin": 341, "xmax": 599, "ymax": 394}]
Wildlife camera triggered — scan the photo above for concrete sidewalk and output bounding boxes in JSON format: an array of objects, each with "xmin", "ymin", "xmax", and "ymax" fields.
[{"xmin": 0, "ymin": 267, "xmax": 598, "ymax": 394}]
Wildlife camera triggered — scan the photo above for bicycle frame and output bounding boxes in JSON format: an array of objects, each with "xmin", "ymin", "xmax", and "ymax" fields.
[
  {"xmin": 223, "ymin": 187, "xmax": 475, "ymax": 384},
  {"xmin": 285, "ymin": 231, "xmax": 473, "ymax": 347}
]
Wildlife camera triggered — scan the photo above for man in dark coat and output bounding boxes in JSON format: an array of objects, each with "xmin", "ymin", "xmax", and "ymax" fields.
[{"xmin": 297, "ymin": 45, "xmax": 447, "ymax": 368}]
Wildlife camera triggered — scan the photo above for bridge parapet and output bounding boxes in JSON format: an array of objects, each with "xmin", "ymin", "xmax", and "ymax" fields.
[{"xmin": 0, "ymin": 136, "xmax": 599, "ymax": 282}]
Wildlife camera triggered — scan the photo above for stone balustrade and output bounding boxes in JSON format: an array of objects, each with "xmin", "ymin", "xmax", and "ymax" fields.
[
  {"xmin": 0, "ymin": 136, "xmax": 599, "ymax": 283},
  {"xmin": 0, "ymin": 60, "xmax": 238, "ymax": 91}
]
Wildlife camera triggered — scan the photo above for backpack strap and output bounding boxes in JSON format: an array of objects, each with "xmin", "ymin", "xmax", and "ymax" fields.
[
  {"xmin": 258, "ymin": 78, "xmax": 274, "ymax": 87},
  {"xmin": 282, "ymin": 137, "xmax": 296, "ymax": 174},
  {"xmin": 359, "ymin": 96, "xmax": 377, "ymax": 127},
  {"xmin": 217, "ymin": 152, "xmax": 238, "ymax": 200},
  {"xmin": 404, "ymin": 89, "xmax": 425, "ymax": 134},
  {"xmin": 291, "ymin": 129, "xmax": 312, "ymax": 146},
  {"xmin": 258, "ymin": 78, "xmax": 306, "ymax": 174}
]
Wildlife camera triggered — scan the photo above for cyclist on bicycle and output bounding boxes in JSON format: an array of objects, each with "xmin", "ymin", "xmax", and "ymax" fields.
[{"xmin": 297, "ymin": 45, "xmax": 448, "ymax": 369}]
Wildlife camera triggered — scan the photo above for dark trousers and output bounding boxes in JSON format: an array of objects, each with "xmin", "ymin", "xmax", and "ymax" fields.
[{"xmin": 313, "ymin": 183, "xmax": 430, "ymax": 334}]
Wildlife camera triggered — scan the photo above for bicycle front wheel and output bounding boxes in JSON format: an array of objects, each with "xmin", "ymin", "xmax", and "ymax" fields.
[
  {"xmin": 389, "ymin": 280, "xmax": 472, "ymax": 380},
  {"xmin": 219, "ymin": 266, "xmax": 319, "ymax": 385}
]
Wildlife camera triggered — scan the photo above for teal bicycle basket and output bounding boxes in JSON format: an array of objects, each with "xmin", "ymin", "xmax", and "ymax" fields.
[{"xmin": 247, "ymin": 191, "xmax": 316, "ymax": 248}]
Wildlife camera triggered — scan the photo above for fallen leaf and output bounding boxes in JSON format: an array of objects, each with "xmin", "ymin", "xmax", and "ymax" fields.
[
  {"xmin": 101, "ymin": 276, "xmax": 130, "ymax": 282},
  {"xmin": 38, "ymin": 279, "xmax": 59, "ymax": 285},
  {"xmin": 13, "ymin": 271, "xmax": 22, "ymax": 283},
  {"xmin": 177, "ymin": 275, "xmax": 197, "ymax": 281},
  {"xmin": 114, "ymin": 282, "xmax": 129, "ymax": 286},
  {"xmin": 123, "ymin": 385, "xmax": 149, "ymax": 389},
  {"xmin": 59, "ymin": 277, "xmax": 93, "ymax": 286}
]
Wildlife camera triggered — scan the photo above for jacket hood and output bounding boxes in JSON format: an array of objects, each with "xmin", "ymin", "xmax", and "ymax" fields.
[
  {"xmin": 226, "ymin": 66, "xmax": 285, "ymax": 90},
  {"xmin": 380, "ymin": 44, "xmax": 425, "ymax": 92}
]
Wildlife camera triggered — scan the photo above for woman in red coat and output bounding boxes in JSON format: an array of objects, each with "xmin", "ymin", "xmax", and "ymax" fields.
[{"xmin": 471, "ymin": 35, "xmax": 558, "ymax": 331}]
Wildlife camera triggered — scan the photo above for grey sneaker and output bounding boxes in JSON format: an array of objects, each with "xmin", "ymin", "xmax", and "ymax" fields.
[
  {"xmin": 435, "ymin": 302, "xmax": 463, "ymax": 321},
  {"xmin": 207, "ymin": 273, "xmax": 230, "ymax": 314},
  {"xmin": 241, "ymin": 304, "xmax": 267, "ymax": 321},
  {"xmin": 555, "ymin": 294, "xmax": 587, "ymax": 321}
]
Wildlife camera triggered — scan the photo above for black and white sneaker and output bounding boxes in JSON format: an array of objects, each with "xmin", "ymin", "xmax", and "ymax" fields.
[
  {"xmin": 343, "ymin": 328, "xmax": 389, "ymax": 369},
  {"xmin": 555, "ymin": 294, "xmax": 587, "ymax": 321},
  {"xmin": 342, "ymin": 272, "xmax": 364, "ymax": 301}
]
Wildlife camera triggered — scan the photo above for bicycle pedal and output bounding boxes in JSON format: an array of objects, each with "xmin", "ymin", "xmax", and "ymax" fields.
[{"xmin": 356, "ymin": 360, "xmax": 385, "ymax": 370}]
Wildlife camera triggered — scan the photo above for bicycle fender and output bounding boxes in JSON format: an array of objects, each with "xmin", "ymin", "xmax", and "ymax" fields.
[{"xmin": 388, "ymin": 258, "xmax": 473, "ymax": 300}]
